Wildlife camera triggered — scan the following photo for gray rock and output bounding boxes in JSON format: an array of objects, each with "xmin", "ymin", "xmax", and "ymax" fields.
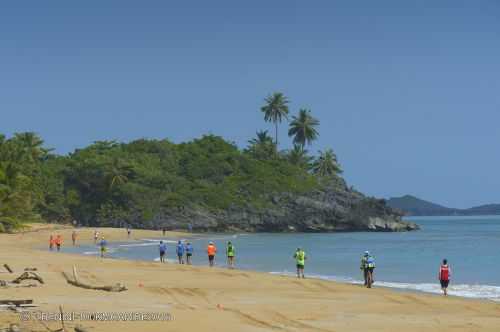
[{"xmin": 135, "ymin": 177, "xmax": 419, "ymax": 233}]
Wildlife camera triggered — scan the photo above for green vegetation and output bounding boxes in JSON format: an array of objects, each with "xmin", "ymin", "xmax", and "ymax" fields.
[{"xmin": 0, "ymin": 93, "xmax": 344, "ymax": 232}]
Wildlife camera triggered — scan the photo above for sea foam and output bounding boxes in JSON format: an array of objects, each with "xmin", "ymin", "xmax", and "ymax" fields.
[{"xmin": 270, "ymin": 271, "xmax": 500, "ymax": 302}]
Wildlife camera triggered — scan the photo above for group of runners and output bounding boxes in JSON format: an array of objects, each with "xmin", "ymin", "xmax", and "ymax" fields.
[
  {"xmin": 158, "ymin": 240, "xmax": 236, "ymax": 269},
  {"xmin": 293, "ymin": 248, "xmax": 451, "ymax": 295},
  {"xmin": 49, "ymin": 230, "xmax": 452, "ymax": 296},
  {"xmin": 48, "ymin": 234, "xmax": 63, "ymax": 251}
]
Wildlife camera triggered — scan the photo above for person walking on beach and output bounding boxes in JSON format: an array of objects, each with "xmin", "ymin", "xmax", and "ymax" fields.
[
  {"xmin": 94, "ymin": 230, "xmax": 99, "ymax": 244},
  {"xmin": 55, "ymin": 234, "xmax": 63, "ymax": 252},
  {"xmin": 99, "ymin": 237, "xmax": 107, "ymax": 258},
  {"xmin": 294, "ymin": 247, "xmax": 306, "ymax": 278},
  {"xmin": 49, "ymin": 235, "xmax": 55, "ymax": 251},
  {"xmin": 71, "ymin": 230, "xmax": 78, "ymax": 246},
  {"xmin": 162, "ymin": 227, "xmax": 166, "ymax": 237},
  {"xmin": 439, "ymin": 259, "xmax": 451, "ymax": 296},
  {"xmin": 185, "ymin": 241, "xmax": 193, "ymax": 265},
  {"xmin": 126, "ymin": 227, "xmax": 131, "ymax": 239},
  {"xmin": 361, "ymin": 251, "xmax": 375, "ymax": 288},
  {"xmin": 159, "ymin": 240, "xmax": 167, "ymax": 263},
  {"xmin": 207, "ymin": 241, "xmax": 217, "ymax": 267},
  {"xmin": 176, "ymin": 240, "xmax": 185, "ymax": 264},
  {"xmin": 226, "ymin": 241, "xmax": 235, "ymax": 269}
]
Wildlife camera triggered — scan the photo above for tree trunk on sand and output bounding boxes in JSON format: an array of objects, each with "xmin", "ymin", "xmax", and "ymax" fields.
[
  {"xmin": 61, "ymin": 270, "xmax": 127, "ymax": 292},
  {"xmin": 11, "ymin": 272, "xmax": 44, "ymax": 284}
]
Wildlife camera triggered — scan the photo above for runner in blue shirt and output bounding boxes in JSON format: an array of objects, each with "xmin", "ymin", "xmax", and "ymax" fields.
[
  {"xmin": 159, "ymin": 241, "xmax": 167, "ymax": 263},
  {"xmin": 176, "ymin": 240, "xmax": 185, "ymax": 264}
]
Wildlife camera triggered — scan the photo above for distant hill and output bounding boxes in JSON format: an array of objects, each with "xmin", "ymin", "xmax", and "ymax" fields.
[{"xmin": 386, "ymin": 195, "xmax": 500, "ymax": 216}]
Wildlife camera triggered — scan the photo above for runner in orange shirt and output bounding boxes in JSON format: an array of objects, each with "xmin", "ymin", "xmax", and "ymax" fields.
[{"xmin": 207, "ymin": 241, "xmax": 217, "ymax": 267}]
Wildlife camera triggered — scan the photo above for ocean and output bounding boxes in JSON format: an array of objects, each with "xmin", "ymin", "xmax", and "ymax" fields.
[{"xmin": 64, "ymin": 215, "xmax": 500, "ymax": 301}]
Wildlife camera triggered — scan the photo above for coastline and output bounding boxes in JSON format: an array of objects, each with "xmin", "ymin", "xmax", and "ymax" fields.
[{"xmin": 1, "ymin": 225, "xmax": 499, "ymax": 331}]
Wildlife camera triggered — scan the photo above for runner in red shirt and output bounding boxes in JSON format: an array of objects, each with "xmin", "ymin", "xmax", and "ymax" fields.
[{"xmin": 438, "ymin": 259, "xmax": 451, "ymax": 296}]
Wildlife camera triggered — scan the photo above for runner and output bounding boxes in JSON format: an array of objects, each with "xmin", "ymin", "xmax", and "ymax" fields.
[
  {"xmin": 439, "ymin": 259, "xmax": 451, "ymax": 296},
  {"xmin": 162, "ymin": 227, "xmax": 166, "ymax": 237},
  {"xmin": 71, "ymin": 230, "xmax": 77, "ymax": 246},
  {"xmin": 94, "ymin": 230, "xmax": 99, "ymax": 244},
  {"xmin": 49, "ymin": 235, "xmax": 54, "ymax": 251},
  {"xmin": 207, "ymin": 241, "xmax": 217, "ymax": 267},
  {"xmin": 159, "ymin": 240, "xmax": 167, "ymax": 263},
  {"xmin": 226, "ymin": 241, "xmax": 235, "ymax": 269},
  {"xmin": 360, "ymin": 251, "xmax": 369, "ymax": 286},
  {"xmin": 293, "ymin": 247, "xmax": 306, "ymax": 278},
  {"xmin": 185, "ymin": 241, "xmax": 193, "ymax": 265},
  {"xmin": 126, "ymin": 227, "xmax": 131, "ymax": 239},
  {"xmin": 55, "ymin": 234, "xmax": 63, "ymax": 252},
  {"xmin": 176, "ymin": 240, "xmax": 185, "ymax": 264},
  {"xmin": 360, "ymin": 251, "xmax": 376, "ymax": 288},
  {"xmin": 99, "ymin": 237, "xmax": 107, "ymax": 258}
]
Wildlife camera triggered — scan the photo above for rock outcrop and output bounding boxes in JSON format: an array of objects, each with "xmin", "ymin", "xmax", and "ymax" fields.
[{"xmin": 147, "ymin": 177, "xmax": 419, "ymax": 233}]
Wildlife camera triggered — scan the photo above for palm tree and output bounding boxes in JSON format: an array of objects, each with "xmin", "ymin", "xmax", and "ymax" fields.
[
  {"xmin": 106, "ymin": 158, "xmax": 134, "ymax": 190},
  {"xmin": 248, "ymin": 130, "xmax": 274, "ymax": 146},
  {"xmin": 13, "ymin": 132, "xmax": 47, "ymax": 161},
  {"xmin": 287, "ymin": 145, "xmax": 313, "ymax": 170},
  {"xmin": 288, "ymin": 109, "xmax": 319, "ymax": 149},
  {"xmin": 312, "ymin": 149, "xmax": 342, "ymax": 177},
  {"xmin": 260, "ymin": 92, "xmax": 290, "ymax": 147},
  {"xmin": 246, "ymin": 130, "xmax": 276, "ymax": 160}
]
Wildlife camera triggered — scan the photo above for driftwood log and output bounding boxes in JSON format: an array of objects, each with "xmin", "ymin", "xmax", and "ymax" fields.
[
  {"xmin": 0, "ymin": 299, "xmax": 33, "ymax": 306},
  {"xmin": 61, "ymin": 270, "xmax": 127, "ymax": 292},
  {"xmin": 3, "ymin": 264, "xmax": 13, "ymax": 273},
  {"xmin": 11, "ymin": 272, "xmax": 44, "ymax": 284},
  {"xmin": 0, "ymin": 281, "xmax": 38, "ymax": 288},
  {"xmin": 74, "ymin": 326, "xmax": 91, "ymax": 332}
]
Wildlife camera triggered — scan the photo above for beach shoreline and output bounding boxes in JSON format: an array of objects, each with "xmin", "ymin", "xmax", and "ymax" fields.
[{"xmin": 1, "ymin": 224, "xmax": 499, "ymax": 331}]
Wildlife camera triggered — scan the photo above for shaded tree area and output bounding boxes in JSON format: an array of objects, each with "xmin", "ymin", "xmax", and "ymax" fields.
[{"xmin": 0, "ymin": 132, "xmax": 343, "ymax": 231}]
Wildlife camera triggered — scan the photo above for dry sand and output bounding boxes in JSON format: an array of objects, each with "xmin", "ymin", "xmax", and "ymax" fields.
[{"xmin": 0, "ymin": 224, "xmax": 499, "ymax": 331}]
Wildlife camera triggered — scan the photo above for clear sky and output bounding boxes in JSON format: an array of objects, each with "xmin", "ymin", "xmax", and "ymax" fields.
[{"xmin": 1, "ymin": 1, "xmax": 499, "ymax": 208}]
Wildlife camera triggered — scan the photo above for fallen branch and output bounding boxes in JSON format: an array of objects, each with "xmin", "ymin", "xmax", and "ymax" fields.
[
  {"xmin": 0, "ymin": 300, "xmax": 33, "ymax": 306},
  {"xmin": 61, "ymin": 270, "xmax": 127, "ymax": 292},
  {"xmin": 3, "ymin": 264, "xmax": 13, "ymax": 273},
  {"xmin": 0, "ymin": 304, "xmax": 38, "ymax": 309},
  {"xmin": 0, "ymin": 281, "xmax": 38, "ymax": 288},
  {"xmin": 74, "ymin": 326, "xmax": 90, "ymax": 332},
  {"xmin": 11, "ymin": 272, "xmax": 44, "ymax": 284}
]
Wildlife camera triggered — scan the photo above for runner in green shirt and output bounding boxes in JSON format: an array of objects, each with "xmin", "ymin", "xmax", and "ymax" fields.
[
  {"xmin": 226, "ymin": 241, "xmax": 235, "ymax": 269},
  {"xmin": 293, "ymin": 248, "xmax": 307, "ymax": 278}
]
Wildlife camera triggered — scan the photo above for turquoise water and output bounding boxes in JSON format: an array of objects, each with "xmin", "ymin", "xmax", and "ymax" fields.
[{"xmin": 64, "ymin": 216, "xmax": 500, "ymax": 301}]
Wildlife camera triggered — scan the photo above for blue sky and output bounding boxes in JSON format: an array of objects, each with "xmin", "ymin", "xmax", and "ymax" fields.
[{"xmin": 1, "ymin": 1, "xmax": 499, "ymax": 208}]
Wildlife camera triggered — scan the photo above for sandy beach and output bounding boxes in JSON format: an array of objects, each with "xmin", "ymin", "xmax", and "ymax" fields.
[{"xmin": 0, "ymin": 225, "xmax": 499, "ymax": 332}]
